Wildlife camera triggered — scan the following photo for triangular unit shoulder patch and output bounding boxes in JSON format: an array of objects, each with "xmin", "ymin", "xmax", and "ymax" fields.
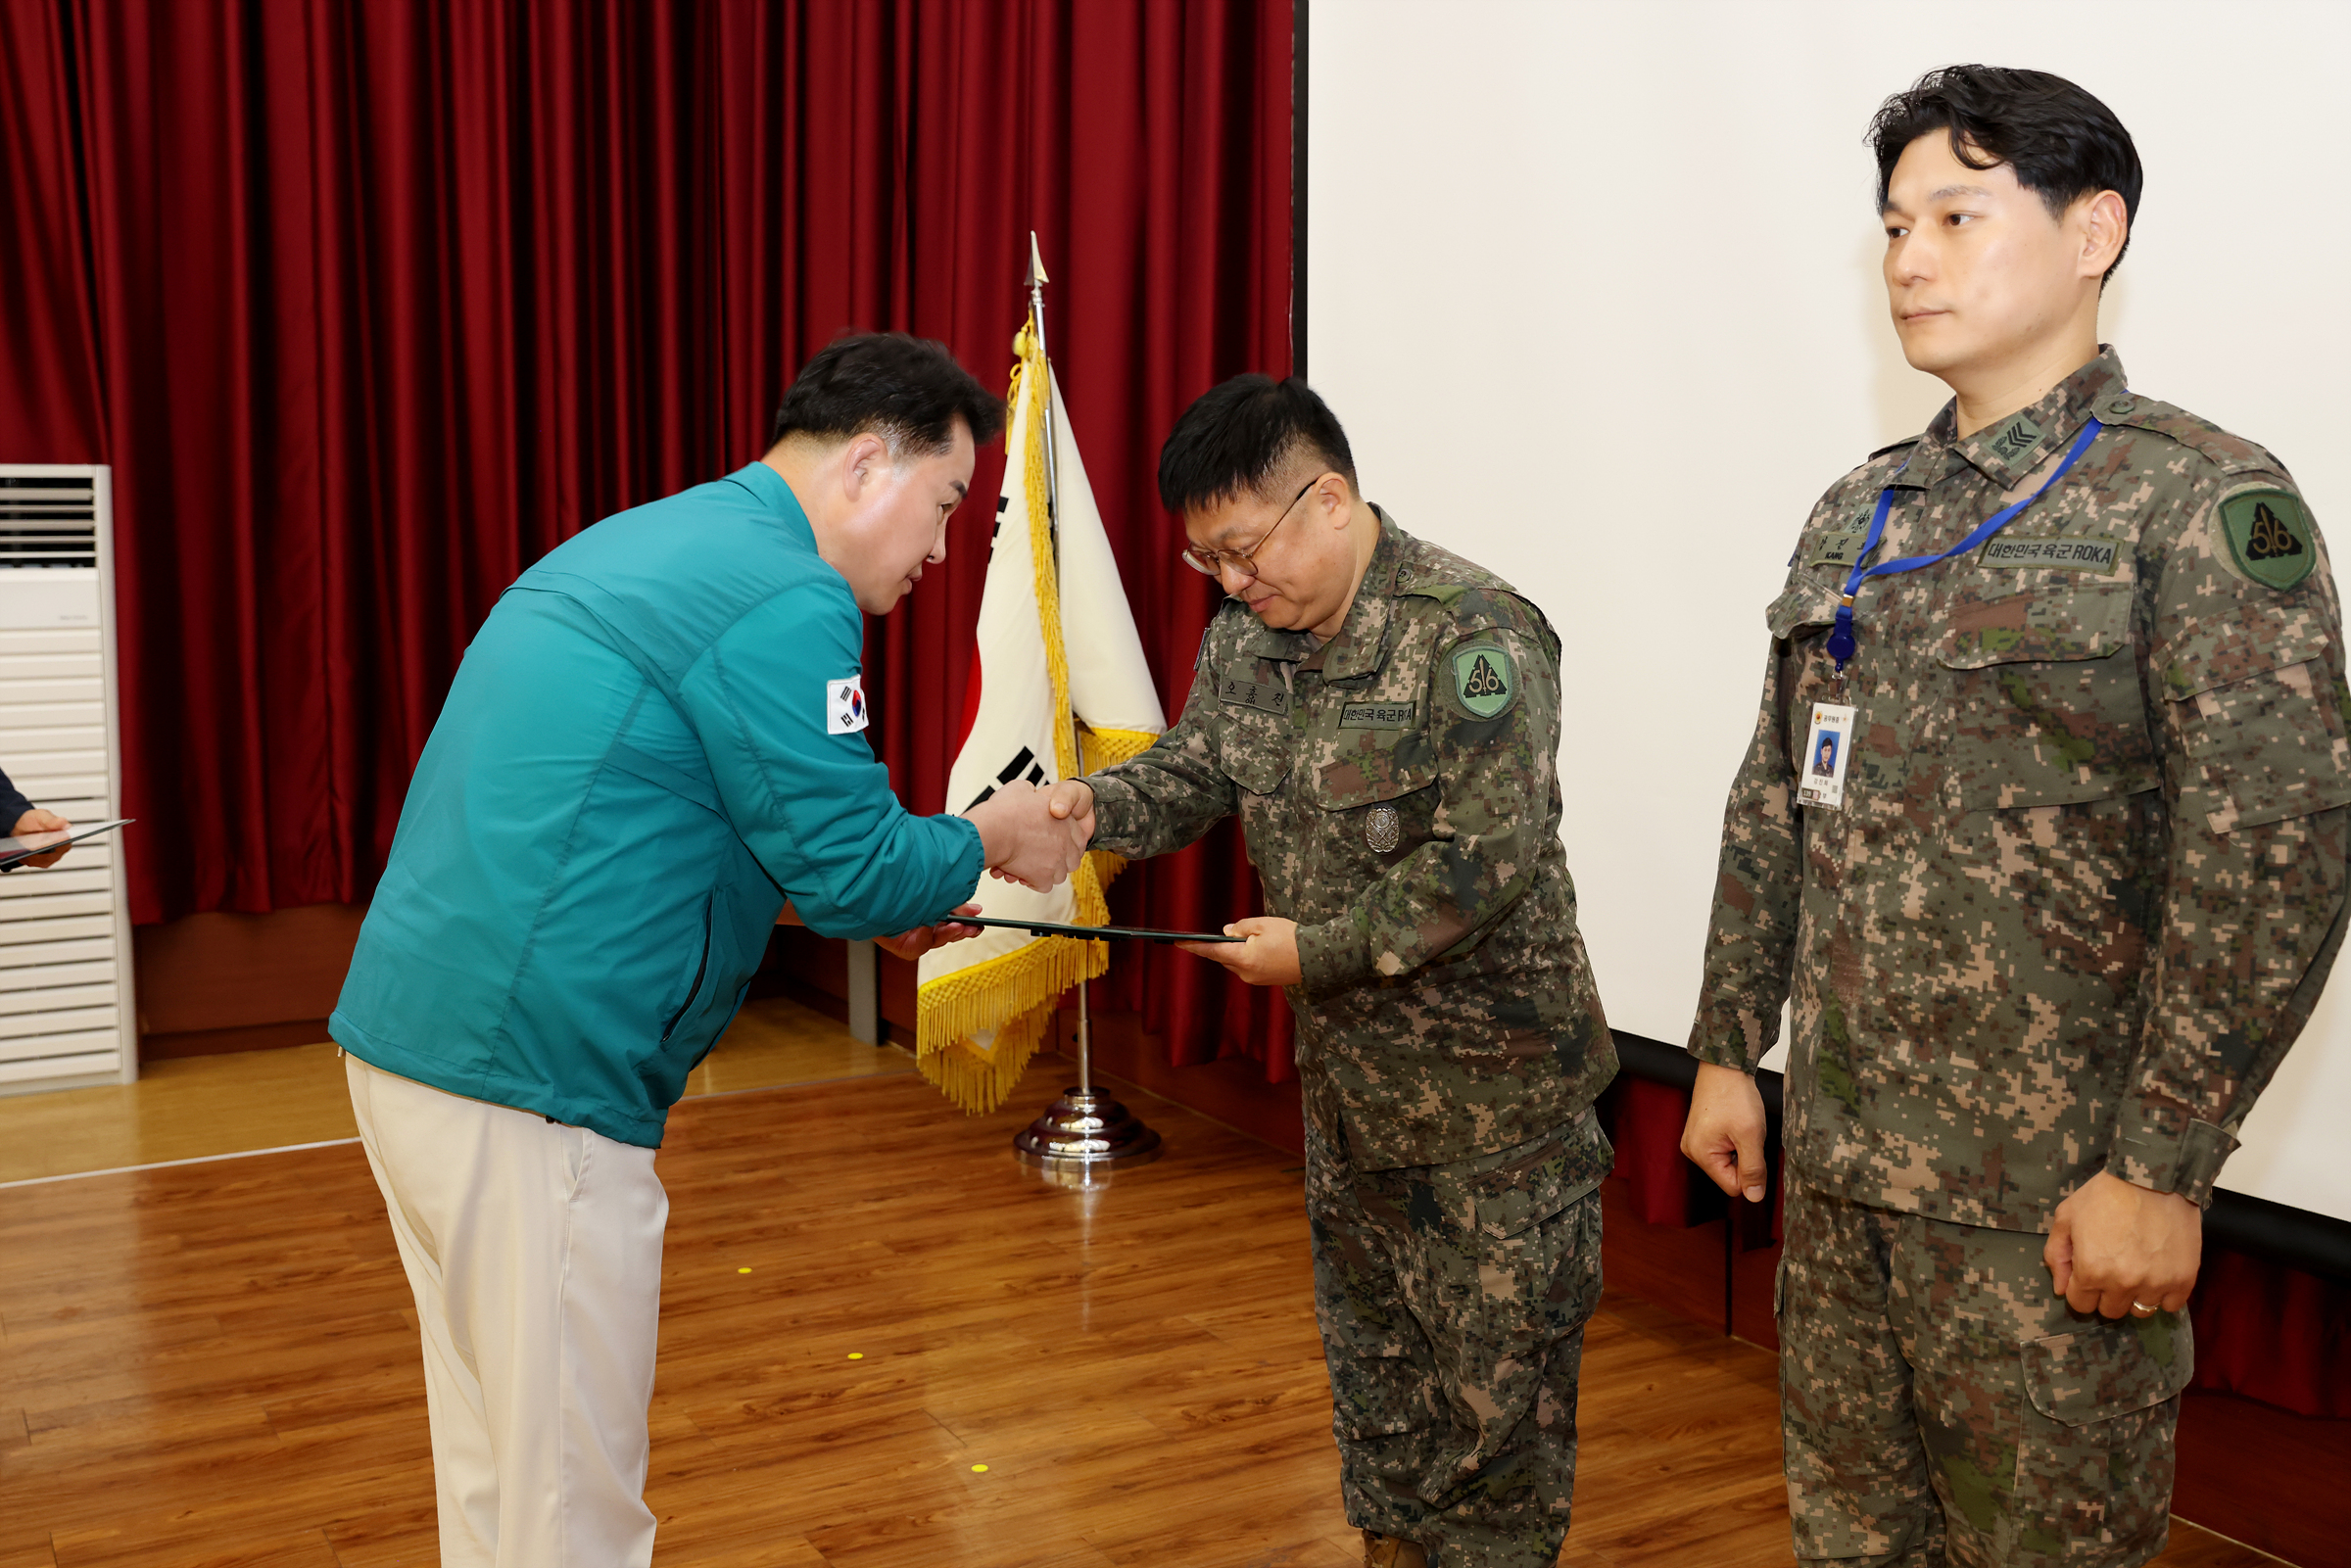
[
  {"xmin": 2218, "ymin": 486, "xmax": 2317, "ymax": 592},
  {"xmin": 1449, "ymin": 641, "xmax": 1518, "ymax": 721}
]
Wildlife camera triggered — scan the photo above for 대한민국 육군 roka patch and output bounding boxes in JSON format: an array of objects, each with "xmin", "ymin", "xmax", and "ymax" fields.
[
  {"xmin": 1977, "ymin": 535, "xmax": 2121, "ymax": 573},
  {"xmin": 1450, "ymin": 642, "xmax": 1516, "ymax": 720},
  {"xmin": 2218, "ymin": 486, "xmax": 2317, "ymax": 591}
]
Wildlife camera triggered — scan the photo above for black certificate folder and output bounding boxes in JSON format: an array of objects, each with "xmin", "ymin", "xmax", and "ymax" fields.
[
  {"xmin": 0, "ymin": 817, "xmax": 133, "ymax": 871},
  {"xmin": 959, "ymin": 915, "xmax": 1244, "ymax": 944}
]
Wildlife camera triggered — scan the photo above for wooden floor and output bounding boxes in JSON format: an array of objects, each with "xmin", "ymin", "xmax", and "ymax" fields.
[
  {"xmin": 0, "ymin": 1057, "xmax": 2288, "ymax": 1566},
  {"xmin": 0, "ymin": 997, "xmax": 910, "ymax": 1187}
]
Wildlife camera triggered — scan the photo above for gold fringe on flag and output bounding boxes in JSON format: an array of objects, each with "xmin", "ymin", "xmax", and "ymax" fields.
[{"xmin": 913, "ymin": 317, "xmax": 1147, "ymax": 1115}]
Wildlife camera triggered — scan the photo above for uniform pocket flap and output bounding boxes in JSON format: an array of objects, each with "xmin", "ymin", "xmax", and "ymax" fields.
[
  {"xmin": 1767, "ymin": 583, "xmax": 1841, "ymax": 641},
  {"xmin": 1216, "ymin": 709, "xmax": 1293, "ymax": 795},
  {"xmin": 2160, "ymin": 603, "xmax": 2333, "ymax": 701},
  {"xmin": 1939, "ymin": 584, "xmax": 2133, "ymax": 668},
  {"xmin": 1463, "ymin": 1112, "xmax": 1610, "ymax": 1241},
  {"xmin": 1223, "ymin": 751, "xmax": 1291, "ymax": 796},
  {"xmin": 2021, "ymin": 1316, "xmax": 2192, "ymax": 1426},
  {"xmin": 1314, "ymin": 730, "xmax": 1439, "ymax": 807}
]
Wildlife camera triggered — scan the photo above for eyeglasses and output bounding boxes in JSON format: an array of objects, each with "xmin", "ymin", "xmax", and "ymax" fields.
[{"xmin": 1179, "ymin": 477, "xmax": 1321, "ymax": 580}]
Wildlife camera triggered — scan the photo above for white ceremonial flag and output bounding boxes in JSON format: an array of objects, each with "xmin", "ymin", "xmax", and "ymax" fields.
[{"xmin": 914, "ymin": 304, "xmax": 1166, "ymax": 1114}]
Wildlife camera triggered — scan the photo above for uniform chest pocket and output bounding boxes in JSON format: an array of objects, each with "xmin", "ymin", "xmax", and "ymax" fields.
[
  {"xmin": 1934, "ymin": 583, "xmax": 2158, "ymax": 811},
  {"xmin": 1312, "ymin": 727, "xmax": 1439, "ymax": 808},
  {"xmin": 1215, "ymin": 706, "xmax": 1294, "ymax": 795},
  {"xmin": 1766, "ymin": 581, "xmax": 1847, "ymax": 763},
  {"xmin": 1311, "ymin": 727, "xmax": 1439, "ymax": 866}
]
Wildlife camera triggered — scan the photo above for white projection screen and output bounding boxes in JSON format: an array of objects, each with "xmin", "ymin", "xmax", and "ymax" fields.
[{"xmin": 1305, "ymin": 0, "xmax": 2351, "ymax": 1220}]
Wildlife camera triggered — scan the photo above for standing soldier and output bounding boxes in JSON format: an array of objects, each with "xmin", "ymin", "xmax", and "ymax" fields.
[
  {"xmin": 1681, "ymin": 67, "xmax": 2350, "ymax": 1567},
  {"xmin": 1044, "ymin": 376, "xmax": 1615, "ymax": 1568}
]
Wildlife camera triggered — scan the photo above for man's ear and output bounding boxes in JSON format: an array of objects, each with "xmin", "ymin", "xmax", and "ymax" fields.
[
  {"xmin": 2078, "ymin": 189, "xmax": 2128, "ymax": 282},
  {"xmin": 840, "ymin": 433, "xmax": 892, "ymax": 504},
  {"xmin": 1314, "ymin": 473, "xmax": 1351, "ymax": 530}
]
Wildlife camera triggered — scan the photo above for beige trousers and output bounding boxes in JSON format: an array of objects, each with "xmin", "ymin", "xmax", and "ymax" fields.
[{"xmin": 345, "ymin": 1053, "xmax": 669, "ymax": 1568}]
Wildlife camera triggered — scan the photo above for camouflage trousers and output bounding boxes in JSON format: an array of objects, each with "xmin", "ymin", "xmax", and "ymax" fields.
[
  {"xmin": 1779, "ymin": 1179, "xmax": 2193, "ymax": 1567},
  {"xmin": 1305, "ymin": 1114, "xmax": 1607, "ymax": 1568}
]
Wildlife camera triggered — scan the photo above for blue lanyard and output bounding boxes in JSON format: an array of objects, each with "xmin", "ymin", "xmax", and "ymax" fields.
[{"xmin": 1825, "ymin": 416, "xmax": 2105, "ymax": 671}]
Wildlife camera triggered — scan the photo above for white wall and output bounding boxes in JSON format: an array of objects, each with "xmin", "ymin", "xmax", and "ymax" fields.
[{"xmin": 1307, "ymin": 0, "xmax": 2351, "ymax": 1220}]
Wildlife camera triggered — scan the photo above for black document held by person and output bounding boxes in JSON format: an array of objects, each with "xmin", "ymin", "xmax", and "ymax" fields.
[
  {"xmin": 957, "ymin": 915, "xmax": 1244, "ymax": 944},
  {"xmin": 0, "ymin": 817, "xmax": 133, "ymax": 871}
]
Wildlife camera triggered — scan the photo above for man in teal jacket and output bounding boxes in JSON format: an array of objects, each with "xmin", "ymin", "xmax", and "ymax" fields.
[{"xmin": 332, "ymin": 334, "xmax": 1093, "ymax": 1568}]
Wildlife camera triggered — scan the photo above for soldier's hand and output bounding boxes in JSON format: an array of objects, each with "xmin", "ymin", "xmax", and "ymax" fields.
[
  {"xmin": 2044, "ymin": 1170, "xmax": 2201, "ymax": 1318},
  {"xmin": 875, "ymin": 904, "xmax": 983, "ymax": 962},
  {"xmin": 1177, "ymin": 917, "xmax": 1302, "ymax": 987},
  {"xmin": 1682, "ymin": 1062, "xmax": 1769, "ymax": 1204},
  {"xmin": 1044, "ymin": 778, "xmax": 1095, "ymax": 837},
  {"xmin": 966, "ymin": 781, "xmax": 1091, "ymax": 890}
]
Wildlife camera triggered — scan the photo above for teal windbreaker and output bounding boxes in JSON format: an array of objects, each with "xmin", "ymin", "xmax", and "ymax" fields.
[{"xmin": 330, "ymin": 462, "xmax": 984, "ymax": 1145}]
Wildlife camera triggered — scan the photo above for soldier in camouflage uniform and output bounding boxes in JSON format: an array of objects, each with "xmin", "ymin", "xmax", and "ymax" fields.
[
  {"xmin": 1681, "ymin": 68, "xmax": 2350, "ymax": 1568},
  {"xmin": 1048, "ymin": 376, "xmax": 1616, "ymax": 1568}
]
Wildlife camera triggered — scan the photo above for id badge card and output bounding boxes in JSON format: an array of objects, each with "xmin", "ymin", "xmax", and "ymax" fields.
[{"xmin": 1797, "ymin": 702, "xmax": 1856, "ymax": 810}]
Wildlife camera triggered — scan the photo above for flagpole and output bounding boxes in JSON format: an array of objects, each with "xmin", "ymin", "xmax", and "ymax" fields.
[
  {"xmin": 1025, "ymin": 238, "xmax": 1087, "ymax": 1100},
  {"xmin": 1012, "ymin": 232, "xmax": 1161, "ymax": 1180}
]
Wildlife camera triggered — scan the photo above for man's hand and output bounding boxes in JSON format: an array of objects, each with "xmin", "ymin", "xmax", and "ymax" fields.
[
  {"xmin": 1044, "ymin": 778, "xmax": 1094, "ymax": 832},
  {"xmin": 875, "ymin": 905, "xmax": 984, "ymax": 962},
  {"xmin": 965, "ymin": 780, "xmax": 1092, "ymax": 890},
  {"xmin": 1682, "ymin": 1061, "xmax": 1769, "ymax": 1204},
  {"xmin": 2044, "ymin": 1170, "xmax": 2201, "ymax": 1318},
  {"xmin": 8, "ymin": 808, "xmax": 71, "ymax": 870},
  {"xmin": 1176, "ymin": 916, "xmax": 1303, "ymax": 987}
]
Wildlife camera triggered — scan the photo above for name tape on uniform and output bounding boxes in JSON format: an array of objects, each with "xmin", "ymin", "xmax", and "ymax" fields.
[
  {"xmin": 826, "ymin": 674, "xmax": 870, "ymax": 735},
  {"xmin": 1220, "ymin": 677, "xmax": 1289, "ymax": 716},
  {"xmin": 1798, "ymin": 702, "xmax": 1855, "ymax": 811},
  {"xmin": 1978, "ymin": 536, "xmax": 2120, "ymax": 572}
]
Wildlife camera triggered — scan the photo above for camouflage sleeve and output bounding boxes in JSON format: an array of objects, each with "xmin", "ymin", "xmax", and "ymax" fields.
[
  {"xmin": 1084, "ymin": 655, "xmax": 1237, "ymax": 861},
  {"xmin": 1688, "ymin": 629, "xmax": 1802, "ymax": 1072},
  {"xmin": 1292, "ymin": 619, "xmax": 1558, "ymax": 998},
  {"xmin": 2118, "ymin": 475, "xmax": 2351, "ymax": 1206}
]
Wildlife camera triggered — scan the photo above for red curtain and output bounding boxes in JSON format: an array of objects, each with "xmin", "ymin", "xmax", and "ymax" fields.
[{"xmin": 0, "ymin": 0, "xmax": 1296, "ymax": 1080}]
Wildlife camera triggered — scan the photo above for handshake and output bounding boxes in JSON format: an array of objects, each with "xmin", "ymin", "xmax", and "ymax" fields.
[{"xmin": 965, "ymin": 779, "xmax": 1097, "ymax": 890}]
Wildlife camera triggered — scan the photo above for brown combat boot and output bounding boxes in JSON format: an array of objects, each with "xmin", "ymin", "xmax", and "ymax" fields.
[{"xmin": 1361, "ymin": 1529, "xmax": 1429, "ymax": 1568}]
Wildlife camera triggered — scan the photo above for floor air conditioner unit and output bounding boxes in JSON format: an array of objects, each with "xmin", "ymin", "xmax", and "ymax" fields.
[{"xmin": 0, "ymin": 464, "xmax": 137, "ymax": 1093}]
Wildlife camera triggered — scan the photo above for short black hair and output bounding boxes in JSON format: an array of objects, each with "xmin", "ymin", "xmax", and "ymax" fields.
[
  {"xmin": 1868, "ymin": 65, "xmax": 2142, "ymax": 279},
  {"xmin": 1157, "ymin": 374, "xmax": 1358, "ymax": 515},
  {"xmin": 770, "ymin": 332, "xmax": 1004, "ymax": 454}
]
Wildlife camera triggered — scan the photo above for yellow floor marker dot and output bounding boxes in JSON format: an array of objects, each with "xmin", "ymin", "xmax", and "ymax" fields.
[
  {"xmin": 971, "ymin": 1464, "xmax": 988, "ymax": 1473},
  {"xmin": 737, "ymin": 1267, "xmax": 751, "ymax": 1274},
  {"xmin": 846, "ymin": 1353, "xmax": 863, "ymax": 1360}
]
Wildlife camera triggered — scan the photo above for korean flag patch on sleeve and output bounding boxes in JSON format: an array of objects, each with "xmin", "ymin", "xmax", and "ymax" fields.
[{"xmin": 826, "ymin": 673, "xmax": 870, "ymax": 735}]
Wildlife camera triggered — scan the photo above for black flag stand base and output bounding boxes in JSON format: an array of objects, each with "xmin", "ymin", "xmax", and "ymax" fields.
[{"xmin": 1013, "ymin": 978, "xmax": 1162, "ymax": 1181}]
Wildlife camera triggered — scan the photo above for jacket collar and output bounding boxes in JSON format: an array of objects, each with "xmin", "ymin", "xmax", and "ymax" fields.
[
  {"xmin": 1893, "ymin": 346, "xmax": 2127, "ymax": 493},
  {"xmin": 726, "ymin": 460, "xmax": 820, "ymax": 550},
  {"xmin": 1230, "ymin": 507, "xmax": 1407, "ymax": 680}
]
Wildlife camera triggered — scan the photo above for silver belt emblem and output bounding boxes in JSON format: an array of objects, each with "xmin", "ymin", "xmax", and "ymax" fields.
[{"xmin": 1366, "ymin": 804, "xmax": 1402, "ymax": 853}]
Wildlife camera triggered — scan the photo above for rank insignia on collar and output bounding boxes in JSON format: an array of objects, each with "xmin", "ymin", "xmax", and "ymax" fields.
[
  {"xmin": 1366, "ymin": 804, "xmax": 1402, "ymax": 853},
  {"xmin": 2218, "ymin": 487, "xmax": 2316, "ymax": 591},
  {"xmin": 1987, "ymin": 412, "xmax": 2045, "ymax": 466}
]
